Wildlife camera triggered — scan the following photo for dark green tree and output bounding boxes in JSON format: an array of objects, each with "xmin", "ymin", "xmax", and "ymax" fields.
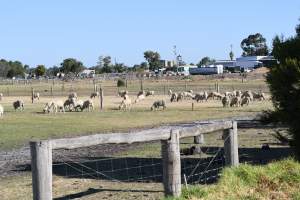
[
  {"xmin": 144, "ymin": 51, "xmax": 161, "ymax": 71},
  {"xmin": 264, "ymin": 21, "xmax": 300, "ymax": 158},
  {"xmin": 60, "ymin": 58, "xmax": 84, "ymax": 74},
  {"xmin": 197, "ymin": 57, "xmax": 215, "ymax": 67},
  {"xmin": 35, "ymin": 65, "xmax": 46, "ymax": 77},
  {"xmin": 241, "ymin": 33, "xmax": 269, "ymax": 56}
]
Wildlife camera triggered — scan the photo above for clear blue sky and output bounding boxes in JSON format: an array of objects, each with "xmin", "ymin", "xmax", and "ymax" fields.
[{"xmin": 0, "ymin": 0, "xmax": 299, "ymax": 68}]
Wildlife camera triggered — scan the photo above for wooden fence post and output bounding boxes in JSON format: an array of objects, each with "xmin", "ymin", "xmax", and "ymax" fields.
[
  {"xmin": 7, "ymin": 87, "xmax": 9, "ymax": 96},
  {"xmin": 192, "ymin": 102, "xmax": 194, "ymax": 111},
  {"xmin": 194, "ymin": 134, "xmax": 204, "ymax": 144},
  {"xmin": 140, "ymin": 79, "xmax": 144, "ymax": 91},
  {"xmin": 223, "ymin": 121, "xmax": 239, "ymax": 166},
  {"xmin": 99, "ymin": 86, "xmax": 103, "ymax": 111},
  {"xmin": 50, "ymin": 86, "xmax": 53, "ymax": 97},
  {"xmin": 31, "ymin": 88, "xmax": 34, "ymax": 103},
  {"xmin": 161, "ymin": 130, "xmax": 181, "ymax": 197},
  {"xmin": 30, "ymin": 140, "xmax": 52, "ymax": 200}
]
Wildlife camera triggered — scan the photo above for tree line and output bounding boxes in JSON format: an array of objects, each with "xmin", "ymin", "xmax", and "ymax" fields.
[{"xmin": 0, "ymin": 32, "xmax": 270, "ymax": 78}]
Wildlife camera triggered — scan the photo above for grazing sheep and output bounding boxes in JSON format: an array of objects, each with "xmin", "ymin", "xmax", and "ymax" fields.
[
  {"xmin": 13, "ymin": 100, "xmax": 24, "ymax": 111},
  {"xmin": 183, "ymin": 91, "xmax": 194, "ymax": 99},
  {"xmin": 145, "ymin": 90, "xmax": 155, "ymax": 97},
  {"xmin": 177, "ymin": 93, "xmax": 184, "ymax": 101},
  {"xmin": 241, "ymin": 97, "xmax": 251, "ymax": 107},
  {"xmin": 81, "ymin": 99, "xmax": 94, "ymax": 111},
  {"xmin": 230, "ymin": 96, "xmax": 241, "ymax": 107},
  {"xmin": 137, "ymin": 90, "xmax": 145, "ymax": 97},
  {"xmin": 235, "ymin": 90, "xmax": 242, "ymax": 97},
  {"xmin": 135, "ymin": 94, "xmax": 145, "ymax": 103},
  {"xmin": 68, "ymin": 92, "xmax": 78, "ymax": 99},
  {"xmin": 118, "ymin": 90, "xmax": 128, "ymax": 98},
  {"xmin": 90, "ymin": 92, "xmax": 99, "ymax": 98},
  {"xmin": 63, "ymin": 98, "xmax": 74, "ymax": 111},
  {"xmin": 207, "ymin": 92, "xmax": 223, "ymax": 100},
  {"xmin": 222, "ymin": 96, "xmax": 230, "ymax": 107},
  {"xmin": 151, "ymin": 100, "xmax": 166, "ymax": 111},
  {"xmin": 193, "ymin": 92, "xmax": 207, "ymax": 102},
  {"xmin": 241, "ymin": 91, "xmax": 253, "ymax": 101},
  {"xmin": 170, "ymin": 93, "xmax": 178, "ymax": 102},
  {"xmin": 43, "ymin": 101, "xmax": 54, "ymax": 113},
  {"xmin": 0, "ymin": 93, "xmax": 3, "ymax": 101},
  {"xmin": 51, "ymin": 101, "xmax": 65, "ymax": 113},
  {"xmin": 253, "ymin": 92, "xmax": 266, "ymax": 101},
  {"xmin": 32, "ymin": 92, "xmax": 40, "ymax": 100},
  {"xmin": 119, "ymin": 97, "xmax": 132, "ymax": 110},
  {"xmin": 224, "ymin": 91, "xmax": 234, "ymax": 98},
  {"xmin": 0, "ymin": 104, "xmax": 4, "ymax": 117},
  {"xmin": 74, "ymin": 99, "xmax": 84, "ymax": 111}
]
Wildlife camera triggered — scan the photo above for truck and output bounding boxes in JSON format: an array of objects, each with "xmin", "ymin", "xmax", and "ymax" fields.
[{"xmin": 189, "ymin": 65, "xmax": 224, "ymax": 75}]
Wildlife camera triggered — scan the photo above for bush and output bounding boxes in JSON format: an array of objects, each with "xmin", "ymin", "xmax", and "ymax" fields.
[
  {"xmin": 265, "ymin": 21, "xmax": 300, "ymax": 158},
  {"xmin": 117, "ymin": 79, "xmax": 126, "ymax": 87}
]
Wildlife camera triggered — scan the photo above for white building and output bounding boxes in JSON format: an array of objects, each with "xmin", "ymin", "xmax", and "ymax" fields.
[{"xmin": 177, "ymin": 65, "xmax": 198, "ymax": 76}]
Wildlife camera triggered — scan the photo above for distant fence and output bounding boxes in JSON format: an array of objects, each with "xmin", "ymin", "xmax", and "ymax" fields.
[{"xmin": 30, "ymin": 120, "xmax": 239, "ymax": 199}]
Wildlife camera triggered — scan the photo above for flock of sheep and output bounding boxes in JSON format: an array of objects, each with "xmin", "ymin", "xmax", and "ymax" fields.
[
  {"xmin": 168, "ymin": 89, "xmax": 267, "ymax": 107},
  {"xmin": 0, "ymin": 91, "xmax": 99, "ymax": 117},
  {"xmin": 0, "ymin": 88, "xmax": 267, "ymax": 118}
]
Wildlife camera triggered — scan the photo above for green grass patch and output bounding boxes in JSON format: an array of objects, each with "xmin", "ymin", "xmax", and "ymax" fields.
[{"xmin": 165, "ymin": 158, "xmax": 300, "ymax": 200}]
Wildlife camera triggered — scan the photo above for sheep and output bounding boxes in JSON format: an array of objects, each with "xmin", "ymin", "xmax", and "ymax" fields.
[
  {"xmin": 235, "ymin": 90, "xmax": 242, "ymax": 97},
  {"xmin": 253, "ymin": 92, "xmax": 266, "ymax": 101},
  {"xmin": 63, "ymin": 98, "xmax": 74, "ymax": 111},
  {"xmin": 119, "ymin": 97, "xmax": 132, "ymax": 111},
  {"xmin": 135, "ymin": 93, "xmax": 145, "ymax": 103},
  {"xmin": 51, "ymin": 101, "xmax": 65, "ymax": 113},
  {"xmin": 0, "ymin": 104, "xmax": 4, "ymax": 117},
  {"xmin": 207, "ymin": 92, "xmax": 223, "ymax": 100},
  {"xmin": 81, "ymin": 99, "xmax": 94, "ymax": 112},
  {"xmin": 230, "ymin": 96, "xmax": 241, "ymax": 107},
  {"xmin": 145, "ymin": 90, "xmax": 155, "ymax": 97},
  {"xmin": 0, "ymin": 93, "xmax": 3, "ymax": 101},
  {"xmin": 193, "ymin": 92, "xmax": 207, "ymax": 103},
  {"xmin": 168, "ymin": 89, "xmax": 173, "ymax": 96},
  {"xmin": 170, "ymin": 93, "xmax": 178, "ymax": 102},
  {"xmin": 177, "ymin": 93, "xmax": 184, "ymax": 101},
  {"xmin": 241, "ymin": 97, "xmax": 251, "ymax": 107},
  {"xmin": 241, "ymin": 91, "xmax": 253, "ymax": 101},
  {"xmin": 224, "ymin": 91, "xmax": 234, "ymax": 98},
  {"xmin": 90, "ymin": 91, "xmax": 99, "ymax": 99},
  {"xmin": 74, "ymin": 99, "xmax": 84, "ymax": 111},
  {"xmin": 222, "ymin": 96, "xmax": 230, "ymax": 107},
  {"xmin": 183, "ymin": 91, "xmax": 194, "ymax": 99},
  {"xmin": 68, "ymin": 92, "xmax": 78, "ymax": 99},
  {"xmin": 43, "ymin": 101, "xmax": 54, "ymax": 113},
  {"xmin": 13, "ymin": 100, "xmax": 24, "ymax": 111},
  {"xmin": 137, "ymin": 90, "xmax": 145, "ymax": 97},
  {"xmin": 32, "ymin": 92, "xmax": 40, "ymax": 101},
  {"xmin": 118, "ymin": 90, "xmax": 128, "ymax": 98},
  {"xmin": 151, "ymin": 100, "xmax": 166, "ymax": 111}
]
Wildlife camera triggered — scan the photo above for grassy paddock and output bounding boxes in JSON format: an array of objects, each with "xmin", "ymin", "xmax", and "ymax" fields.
[
  {"xmin": 0, "ymin": 94, "xmax": 272, "ymax": 150},
  {"xmin": 164, "ymin": 158, "xmax": 300, "ymax": 200}
]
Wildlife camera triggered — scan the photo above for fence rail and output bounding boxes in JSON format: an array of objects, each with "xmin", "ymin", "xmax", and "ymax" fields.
[{"xmin": 29, "ymin": 119, "xmax": 243, "ymax": 199}]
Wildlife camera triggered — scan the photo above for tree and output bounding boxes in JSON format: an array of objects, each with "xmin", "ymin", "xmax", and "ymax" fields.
[
  {"xmin": 35, "ymin": 65, "xmax": 46, "ymax": 77},
  {"xmin": 197, "ymin": 57, "xmax": 215, "ymax": 67},
  {"xmin": 229, "ymin": 51, "xmax": 234, "ymax": 60},
  {"xmin": 60, "ymin": 58, "xmax": 84, "ymax": 74},
  {"xmin": 113, "ymin": 63, "xmax": 127, "ymax": 73},
  {"xmin": 241, "ymin": 33, "xmax": 269, "ymax": 56},
  {"xmin": 144, "ymin": 51, "xmax": 161, "ymax": 71},
  {"xmin": 46, "ymin": 66, "xmax": 60, "ymax": 77},
  {"xmin": 264, "ymin": 21, "xmax": 300, "ymax": 159}
]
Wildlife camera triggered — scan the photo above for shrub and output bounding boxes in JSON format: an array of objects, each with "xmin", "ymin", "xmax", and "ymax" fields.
[{"xmin": 117, "ymin": 79, "xmax": 125, "ymax": 87}]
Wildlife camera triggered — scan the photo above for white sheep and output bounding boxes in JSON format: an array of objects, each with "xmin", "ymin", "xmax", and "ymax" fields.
[
  {"xmin": 170, "ymin": 93, "xmax": 178, "ymax": 102},
  {"xmin": 241, "ymin": 91, "xmax": 253, "ymax": 101},
  {"xmin": 151, "ymin": 100, "xmax": 166, "ymax": 111},
  {"xmin": 68, "ymin": 92, "xmax": 78, "ymax": 99},
  {"xmin": 222, "ymin": 96, "xmax": 230, "ymax": 107},
  {"xmin": 135, "ymin": 93, "xmax": 145, "ymax": 103},
  {"xmin": 51, "ymin": 101, "xmax": 65, "ymax": 113},
  {"xmin": 119, "ymin": 97, "xmax": 132, "ymax": 110},
  {"xmin": 90, "ymin": 92, "xmax": 99, "ymax": 99},
  {"xmin": 32, "ymin": 92, "xmax": 40, "ymax": 101},
  {"xmin": 118, "ymin": 90, "xmax": 128, "ymax": 98},
  {"xmin": 13, "ymin": 100, "xmax": 24, "ymax": 111},
  {"xmin": 241, "ymin": 97, "xmax": 251, "ymax": 107},
  {"xmin": 43, "ymin": 101, "xmax": 54, "ymax": 113},
  {"xmin": 0, "ymin": 104, "xmax": 4, "ymax": 117},
  {"xmin": 145, "ymin": 90, "xmax": 155, "ymax": 97},
  {"xmin": 230, "ymin": 96, "xmax": 241, "ymax": 107},
  {"xmin": 81, "ymin": 99, "xmax": 94, "ymax": 112}
]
